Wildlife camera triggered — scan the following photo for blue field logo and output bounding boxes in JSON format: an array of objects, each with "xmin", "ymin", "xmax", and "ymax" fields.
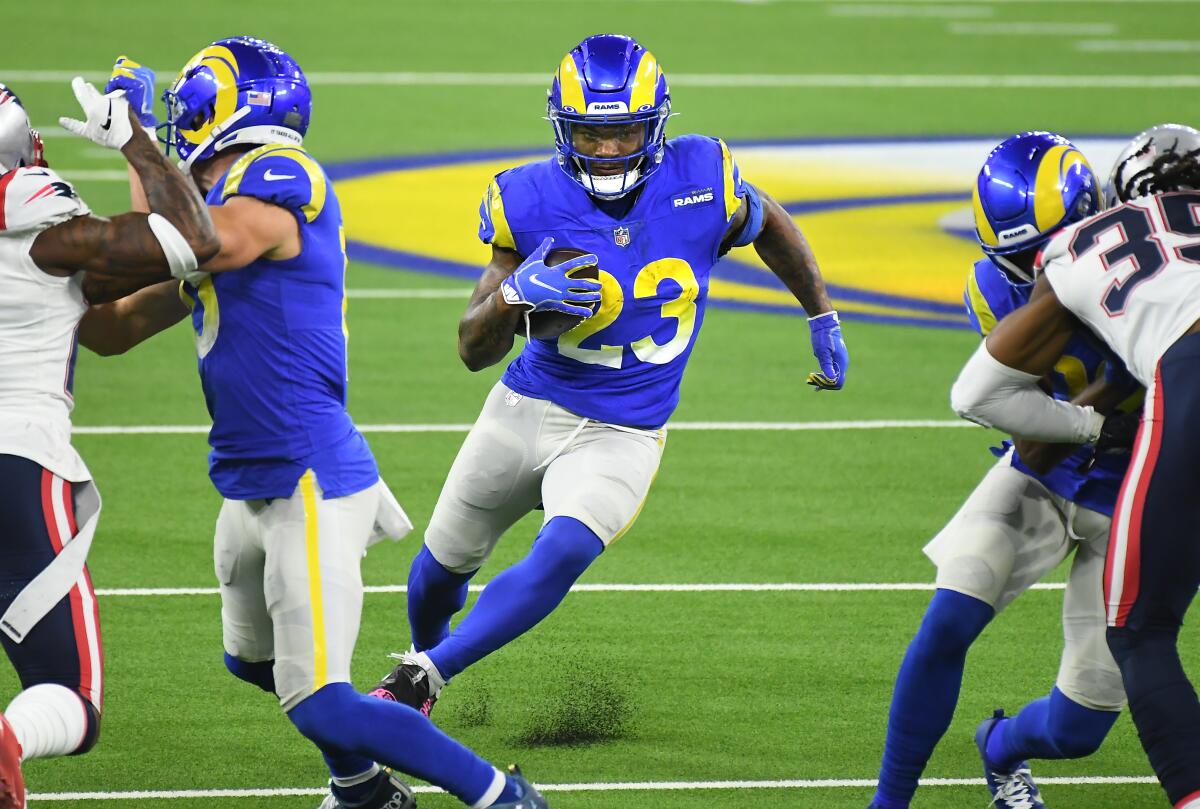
[{"xmin": 329, "ymin": 137, "xmax": 1127, "ymax": 329}]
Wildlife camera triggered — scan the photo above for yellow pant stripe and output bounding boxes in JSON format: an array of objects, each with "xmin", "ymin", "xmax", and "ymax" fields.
[{"xmin": 299, "ymin": 470, "xmax": 328, "ymax": 690}]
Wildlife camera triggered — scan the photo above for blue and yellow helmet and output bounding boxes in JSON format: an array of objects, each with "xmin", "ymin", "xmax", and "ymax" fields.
[
  {"xmin": 973, "ymin": 131, "xmax": 1101, "ymax": 282},
  {"xmin": 548, "ymin": 34, "xmax": 671, "ymax": 198},
  {"xmin": 162, "ymin": 37, "xmax": 312, "ymax": 171}
]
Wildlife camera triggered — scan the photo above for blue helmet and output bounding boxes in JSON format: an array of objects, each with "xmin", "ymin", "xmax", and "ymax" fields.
[
  {"xmin": 162, "ymin": 37, "xmax": 312, "ymax": 171},
  {"xmin": 547, "ymin": 34, "xmax": 671, "ymax": 198},
  {"xmin": 973, "ymin": 131, "xmax": 1102, "ymax": 282}
]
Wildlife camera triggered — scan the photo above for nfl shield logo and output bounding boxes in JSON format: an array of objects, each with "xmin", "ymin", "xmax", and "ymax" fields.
[{"xmin": 614, "ymin": 226, "xmax": 631, "ymax": 247}]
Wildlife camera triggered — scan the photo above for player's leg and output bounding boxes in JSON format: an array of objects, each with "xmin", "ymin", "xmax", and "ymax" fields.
[
  {"xmin": 1104, "ymin": 356, "xmax": 1200, "ymax": 808},
  {"xmin": 423, "ymin": 419, "xmax": 663, "ymax": 682},
  {"xmin": 265, "ymin": 475, "xmax": 530, "ymax": 807},
  {"xmin": 982, "ymin": 507, "xmax": 1121, "ymax": 770},
  {"xmin": 872, "ymin": 462, "xmax": 1072, "ymax": 809},
  {"xmin": 0, "ymin": 457, "xmax": 101, "ymax": 771},
  {"xmin": 213, "ymin": 498, "xmax": 277, "ymax": 695},
  {"xmin": 408, "ymin": 383, "xmax": 549, "ymax": 653}
]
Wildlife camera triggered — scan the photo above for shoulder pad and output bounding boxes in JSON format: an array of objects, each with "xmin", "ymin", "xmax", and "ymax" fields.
[
  {"xmin": 220, "ymin": 145, "xmax": 328, "ymax": 223},
  {"xmin": 0, "ymin": 167, "xmax": 89, "ymax": 234},
  {"xmin": 477, "ymin": 174, "xmax": 516, "ymax": 250},
  {"xmin": 965, "ymin": 258, "xmax": 1022, "ymax": 336}
]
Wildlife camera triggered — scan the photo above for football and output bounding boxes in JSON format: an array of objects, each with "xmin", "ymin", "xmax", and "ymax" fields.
[{"xmin": 521, "ymin": 248, "xmax": 601, "ymax": 340}]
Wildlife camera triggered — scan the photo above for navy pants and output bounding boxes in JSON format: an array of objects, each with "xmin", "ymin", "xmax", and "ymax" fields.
[
  {"xmin": 1105, "ymin": 332, "xmax": 1200, "ymax": 806},
  {"xmin": 0, "ymin": 454, "xmax": 102, "ymax": 752}
]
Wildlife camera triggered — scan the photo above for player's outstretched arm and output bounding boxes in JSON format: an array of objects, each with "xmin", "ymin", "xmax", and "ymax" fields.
[
  {"xmin": 200, "ymin": 197, "xmax": 301, "ymax": 272},
  {"xmin": 78, "ymin": 280, "xmax": 189, "ymax": 356},
  {"xmin": 457, "ymin": 245, "xmax": 528, "ymax": 371},
  {"xmin": 31, "ymin": 80, "xmax": 218, "ymax": 278},
  {"xmin": 1014, "ymin": 374, "xmax": 1142, "ymax": 474}
]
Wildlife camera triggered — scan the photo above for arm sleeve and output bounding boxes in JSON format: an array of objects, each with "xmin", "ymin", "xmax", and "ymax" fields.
[
  {"xmin": 477, "ymin": 176, "xmax": 515, "ymax": 250},
  {"xmin": 950, "ymin": 340, "xmax": 1105, "ymax": 443},
  {"xmin": 219, "ymin": 145, "xmax": 327, "ymax": 223}
]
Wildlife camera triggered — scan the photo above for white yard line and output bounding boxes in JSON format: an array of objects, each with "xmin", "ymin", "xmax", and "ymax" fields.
[
  {"xmin": 93, "ymin": 582, "xmax": 1067, "ymax": 597},
  {"xmin": 949, "ymin": 21, "xmax": 1118, "ymax": 35},
  {"xmin": 346, "ymin": 288, "xmax": 473, "ymax": 298},
  {"xmin": 72, "ymin": 420, "xmax": 977, "ymax": 436},
  {"xmin": 28, "ymin": 775, "xmax": 1160, "ymax": 801},
  {"xmin": 828, "ymin": 4, "xmax": 995, "ymax": 17},
  {"xmin": 6, "ymin": 70, "xmax": 1198, "ymax": 88},
  {"xmin": 1077, "ymin": 39, "xmax": 1200, "ymax": 52}
]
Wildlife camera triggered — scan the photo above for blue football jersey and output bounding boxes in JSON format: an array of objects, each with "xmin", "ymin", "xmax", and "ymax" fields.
[
  {"xmin": 479, "ymin": 135, "xmax": 746, "ymax": 429},
  {"xmin": 181, "ymin": 144, "xmax": 378, "ymax": 501},
  {"xmin": 964, "ymin": 257, "xmax": 1140, "ymax": 517}
]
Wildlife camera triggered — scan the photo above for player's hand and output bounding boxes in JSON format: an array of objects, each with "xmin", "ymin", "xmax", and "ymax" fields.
[
  {"xmin": 1095, "ymin": 409, "xmax": 1141, "ymax": 455},
  {"xmin": 806, "ymin": 310, "xmax": 848, "ymax": 390},
  {"xmin": 105, "ymin": 56, "xmax": 157, "ymax": 128},
  {"xmin": 500, "ymin": 236, "xmax": 601, "ymax": 317},
  {"xmin": 59, "ymin": 77, "xmax": 134, "ymax": 151}
]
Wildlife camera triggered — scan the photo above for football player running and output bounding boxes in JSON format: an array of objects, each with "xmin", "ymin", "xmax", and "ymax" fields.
[
  {"xmin": 370, "ymin": 34, "xmax": 846, "ymax": 717},
  {"xmin": 951, "ymin": 124, "xmax": 1200, "ymax": 809},
  {"xmin": 84, "ymin": 42, "xmax": 547, "ymax": 809},
  {"xmin": 0, "ymin": 82, "xmax": 218, "ymax": 809},
  {"xmin": 869, "ymin": 132, "xmax": 1142, "ymax": 809}
]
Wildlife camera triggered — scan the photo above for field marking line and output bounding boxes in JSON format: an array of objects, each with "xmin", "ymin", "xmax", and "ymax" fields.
[
  {"xmin": 346, "ymin": 288, "xmax": 472, "ymax": 298},
  {"xmin": 72, "ymin": 420, "xmax": 978, "ymax": 436},
  {"xmin": 27, "ymin": 775, "xmax": 1161, "ymax": 801},
  {"xmin": 949, "ymin": 21, "xmax": 1118, "ymax": 34},
  {"xmin": 7, "ymin": 70, "xmax": 1200, "ymax": 89},
  {"xmin": 828, "ymin": 3, "xmax": 995, "ymax": 17},
  {"xmin": 93, "ymin": 582, "xmax": 1068, "ymax": 597},
  {"xmin": 1077, "ymin": 39, "xmax": 1200, "ymax": 52}
]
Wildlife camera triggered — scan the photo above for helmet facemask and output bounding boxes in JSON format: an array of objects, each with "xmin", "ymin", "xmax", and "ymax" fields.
[{"xmin": 549, "ymin": 101, "xmax": 670, "ymax": 198}]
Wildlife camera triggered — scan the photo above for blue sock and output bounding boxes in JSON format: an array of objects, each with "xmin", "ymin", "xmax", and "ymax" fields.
[
  {"xmin": 408, "ymin": 545, "xmax": 475, "ymax": 652},
  {"xmin": 873, "ymin": 589, "xmax": 994, "ymax": 808},
  {"xmin": 223, "ymin": 653, "xmax": 276, "ymax": 694},
  {"xmin": 496, "ymin": 776, "xmax": 524, "ymax": 804},
  {"xmin": 289, "ymin": 683, "xmax": 501, "ymax": 806},
  {"xmin": 985, "ymin": 686, "xmax": 1119, "ymax": 771},
  {"xmin": 428, "ymin": 517, "xmax": 602, "ymax": 680}
]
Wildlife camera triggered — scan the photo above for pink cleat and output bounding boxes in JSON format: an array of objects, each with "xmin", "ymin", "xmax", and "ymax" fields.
[{"xmin": 0, "ymin": 712, "xmax": 24, "ymax": 809}]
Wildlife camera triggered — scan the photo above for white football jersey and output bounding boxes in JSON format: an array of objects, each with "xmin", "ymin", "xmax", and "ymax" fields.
[
  {"xmin": 0, "ymin": 165, "xmax": 93, "ymax": 481},
  {"xmin": 1042, "ymin": 191, "xmax": 1200, "ymax": 389}
]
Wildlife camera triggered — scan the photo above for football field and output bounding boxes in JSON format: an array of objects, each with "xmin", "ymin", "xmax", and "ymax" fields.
[{"xmin": 6, "ymin": 1, "xmax": 1200, "ymax": 807}]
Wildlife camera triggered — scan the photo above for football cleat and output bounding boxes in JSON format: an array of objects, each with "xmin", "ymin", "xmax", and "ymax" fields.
[
  {"xmin": 315, "ymin": 770, "xmax": 417, "ymax": 809},
  {"xmin": 492, "ymin": 765, "xmax": 549, "ymax": 809},
  {"xmin": 975, "ymin": 711, "xmax": 1045, "ymax": 809},
  {"xmin": 0, "ymin": 711, "xmax": 24, "ymax": 809},
  {"xmin": 368, "ymin": 651, "xmax": 443, "ymax": 717}
]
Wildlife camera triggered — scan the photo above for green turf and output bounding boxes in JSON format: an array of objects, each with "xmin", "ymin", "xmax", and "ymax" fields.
[{"xmin": 3, "ymin": 2, "xmax": 1198, "ymax": 807}]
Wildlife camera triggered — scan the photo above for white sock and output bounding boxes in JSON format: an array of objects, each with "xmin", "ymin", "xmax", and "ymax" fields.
[
  {"xmin": 5, "ymin": 684, "xmax": 88, "ymax": 760},
  {"xmin": 331, "ymin": 763, "xmax": 380, "ymax": 788},
  {"xmin": 472, "ymin": 767, "xmax": 507, "ymax": 809}
]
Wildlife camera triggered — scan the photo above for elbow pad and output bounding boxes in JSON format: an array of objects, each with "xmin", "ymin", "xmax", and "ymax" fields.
[
  {"xmin": 731, "ymin": 183, "xmax": 766, "ymax": 247},
  {"xmin": 147, "ymin": 213, "xmax": 199, "ymax": 280},
  {"xmin": 951, "ymin": 341, "xmax": 1105, "ymax": 444}
]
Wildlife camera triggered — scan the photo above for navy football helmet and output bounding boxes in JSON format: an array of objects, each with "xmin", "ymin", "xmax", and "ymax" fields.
[
  {"xmin": 162, "ymin": 37, "xmax": 312, "ymax": 171},
  {"xmin": 1110, "ymin": 123, "xmax": 1200, "ymax": 203},
  {"xmin": 547, "ymin": 34, "xmax": 671, "ymax": 198},
  {"xmin": 973, "ymin": 131, "xmax": 1101, "ymax": 282}
]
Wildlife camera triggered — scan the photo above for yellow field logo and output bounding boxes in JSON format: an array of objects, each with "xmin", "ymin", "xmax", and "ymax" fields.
[{"xmin": 332, "ymin": 137, "xmax": 1124, "ymax": 329}]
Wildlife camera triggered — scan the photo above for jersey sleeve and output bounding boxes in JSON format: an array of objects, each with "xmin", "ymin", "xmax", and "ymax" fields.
[
  {"xmin": 477, "ymin": 175, "xmax": 516, "ymax": 251},
  {"xmin": 219, "ymin": 145, "xmax": 328, "ymax": 223},
  {"xmin": 963, "ymin": 260, "xmax": 1018, "ymax": 337},
  {"xmin": 716, "ymin": 138, "xmax": 747, "ymax": 225},
  {"xmin": 0, "ymin": 167, "xmax": 90, "ymax": 234}
]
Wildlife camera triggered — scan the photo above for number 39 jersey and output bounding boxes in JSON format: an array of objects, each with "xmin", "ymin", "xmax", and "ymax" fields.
[
  {"xmin": 478, "ymin": 135, "xmax": 746, "ymax": 429},
  {"xmin": 1042, "ymin": 191, "xmax": 1200, "ymax": 388}
]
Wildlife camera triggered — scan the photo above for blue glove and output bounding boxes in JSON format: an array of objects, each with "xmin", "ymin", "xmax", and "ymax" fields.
[
  {"xmin": 806, "ymin": 310, "xmax": 848, "ymax": 390},
  {"xmin": 105, "ymin": 56, "xmax": 157, "ymax": 128},
  {"xmin": 500, "ymin": 237, "xmax": 601, "ymax": 317}
]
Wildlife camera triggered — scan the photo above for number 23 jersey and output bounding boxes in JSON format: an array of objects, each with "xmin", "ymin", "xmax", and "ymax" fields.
[
  {"xmin": 478, "ymin": 134, "xmax": 747, "ymax": 430},
  {"xmin": 1042, "ymin": 191, "xmax": 1200, "ymax": 388}
]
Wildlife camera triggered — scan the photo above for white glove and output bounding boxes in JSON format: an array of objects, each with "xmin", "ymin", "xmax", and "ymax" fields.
[{"xmin": 58, "ymin": 76, "xmax": 133, "ymax": 150}]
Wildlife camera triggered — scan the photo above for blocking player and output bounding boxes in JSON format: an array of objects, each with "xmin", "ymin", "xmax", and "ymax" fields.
[
  {"xmin": 951, "ymin": 124, "xmax": 1200, "ymax": 809},
  {"xmin": 84, "ymin": 42, "xmax": 546, "ymax": 809},
  {"xmin": 370, "ymin": 34, "xmax": 846, "ymax": 715},
  {"xmin": 869, "ymin": 132, "xmax": 1143, "ymax": 809},
  {"xmin": 0, "ymin": 81, "xmax": 219, "ymax": 809}
]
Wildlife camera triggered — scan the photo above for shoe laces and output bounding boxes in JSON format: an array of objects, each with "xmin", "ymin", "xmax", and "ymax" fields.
[{"xmin": 989, "ymin": 768, "xmax": 1038, "ymax": 809}]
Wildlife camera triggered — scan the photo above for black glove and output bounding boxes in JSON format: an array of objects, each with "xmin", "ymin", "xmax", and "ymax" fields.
[{"xmin": 1078, "ymin": 410, "xmax": 1142, "ymax": 472}]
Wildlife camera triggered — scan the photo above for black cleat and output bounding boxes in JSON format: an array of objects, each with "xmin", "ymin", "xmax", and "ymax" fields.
[
  {"xmin": 368, "ymin": 652, "xmax": 442, "ymax": 717},
  {"xmin": 492, "ymin": 764, "xmax": 549, "ymax": 809}
]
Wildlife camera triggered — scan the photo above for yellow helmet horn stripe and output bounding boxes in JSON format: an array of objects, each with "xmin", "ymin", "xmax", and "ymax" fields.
[
  {"xmin": 179, "ymin": 45, "xmax": 241, "ymax": 146},
  {"xmin": 556, "ymin": 54, "xmax": 586, "ymax": 113},
  {"xmin": 628, "ymin": 51, "xmax": 660, "ymax": 112},
  {"xmin": 1034, "ymin": 145, "xmax": 1091, "ymax": 232},
  {"xmin": 972, "ymin": 183, "xmax": 999, "ymax": 247}
]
